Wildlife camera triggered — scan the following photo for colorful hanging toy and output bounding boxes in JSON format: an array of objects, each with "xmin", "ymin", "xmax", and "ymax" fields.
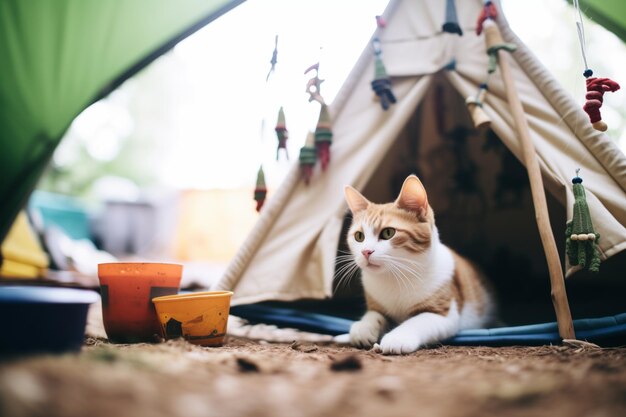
[
  {"xmin": 266, "ymin": 35, "xmax": 278, "ymax": 82},
  {"xmin": 275, "ymin": 107, "xmax": 288, "ymax": 160},
  {"xmin": 299, "ymin": 132, "xmax": 317, "ymax": 184},
  {"xmin": 565, "ymin": 169, "xmax": 601, "ymax": 273},
  {"xmin": 573, "ymin": 0, "xmax": 620, "ymax": 132},
  {"xmin": 305, "ymin": 62, "xmax": 325, "ymax": 104},
  {"xmin": 371, "ymin": 37, "xmax": 396, "ymax": 111},
  {"xmin": 475, "ymin": 1, "xmax": 497, "ymax": 36},
  {"xmin": 254, "ymin": 166, "xmax": 267, "ymax": 212},
  {"xmin": 442, "ymin": 0, "xmax": 462, "ymax": 36},
  {"xmin": 375, "ymin": 15, "xmax": 387, "ymax": 28},
  {"xmin": 583, "ymin": 76, "xmax": 620, "ymax": 132},
  {"xmin": 315, "ymin": 104, "xmax": 333, "ymax": 171}
]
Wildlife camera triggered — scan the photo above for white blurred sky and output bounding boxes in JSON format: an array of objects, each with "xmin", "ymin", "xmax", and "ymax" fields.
[{"xmin": 56, "ymin": 0, "xmax": 626, "ymax": 192}]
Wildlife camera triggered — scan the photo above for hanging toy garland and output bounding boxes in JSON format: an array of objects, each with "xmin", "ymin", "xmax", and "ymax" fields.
[
  {"xmin": 442, "ymin": 0, "xmax": 463, "ymax": 36},
  {"xmin": 315, "ymin": 104, "xmax": 333, "ymax": 171},
  {"xmin": 565, "ymin": 169, "xmax": 601, "ymax": 273},
  {"xmin": 299, "ymin": 132, "xmax": 317, "ymax": 184},
  {"xmin": 299, "ymin": 55, "xmax": 332, "ymax": 183},
  {"xmin": 371, "ymin": 37, "xmax": 396, "ymax": 111},
  {"xmin": 275, "ymin": 106, "xmax": 288, "ymax": 160},
  {"xmin": 573, "ymin": 0, "xmax": 620, "ymax": 132},
  {"xmin": 254, "ymin": 166, "xmax": 267, "ymax": 212},
  {"xmin": 253, "ymin": 35, "xmax": 281, "ymax": 212}
]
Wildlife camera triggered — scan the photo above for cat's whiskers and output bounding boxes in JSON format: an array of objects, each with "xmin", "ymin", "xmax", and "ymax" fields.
[
  {"xmin": 334, "ymin": 264, "xmax": 360, "ymax": 294},
  {"xmin": 334, "ymin": 255, "xmax": 360, "ymax": 294},
  {"xmin": 386, "ymin": 261, "xmax": 413, "ymax": 293},
  {"xmin": 377, "ymin": 254, "xmax": 425, "ymax": 286},
  {"xmin": 387, "ymin": 257, "xmax": 427, "ymax": 284},
  {"xmin": 390, "ymin": 261, "xmax": 420, "ymax": 292}
]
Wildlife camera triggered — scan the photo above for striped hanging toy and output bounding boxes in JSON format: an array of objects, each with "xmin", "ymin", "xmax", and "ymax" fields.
[
  {"xmin": 275, "ymin": 107, "xmax": 288, "ymax": 160},
  {"xmin": 299, "ymin": 132, "xmax": 317, "ymax": 184},
  {"xmin": 370, "ymin": 16, "xmax": 396, "ymax": 111},
  {"xmin": 314, "ymin": 104, "xmax": 333, "ymax": 171},
  {"xmin": 254, "ymin": 166, "xmax": 267, "ymax": 212},
  {"xmin": 565, "ymin": 169, "xmax": 601, "ymax": 273},
  {"xmin": 574, "ymin": 0, "xmax": 620, "ymax": 131}
]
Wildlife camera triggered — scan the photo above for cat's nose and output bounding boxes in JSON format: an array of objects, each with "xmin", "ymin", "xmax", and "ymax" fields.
[{"xmin": 362, "ymin": 250, "xmax": 374, "ymax": 260}]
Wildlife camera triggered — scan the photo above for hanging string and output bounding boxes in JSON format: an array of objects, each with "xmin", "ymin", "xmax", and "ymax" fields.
[{"xmin": 573, "ymin": 0, "xmax": 592, "ymax": 77}]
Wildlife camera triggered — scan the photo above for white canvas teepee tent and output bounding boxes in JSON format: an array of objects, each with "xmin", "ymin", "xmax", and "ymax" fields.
[{"xmin": 216, "ymin": 0, "xmax": 626, "ymax": 331}]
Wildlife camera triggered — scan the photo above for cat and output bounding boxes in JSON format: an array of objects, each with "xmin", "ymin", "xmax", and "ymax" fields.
[{"xmin": 342, "ymin": 174, "xmax": 496, "ymax": 354}]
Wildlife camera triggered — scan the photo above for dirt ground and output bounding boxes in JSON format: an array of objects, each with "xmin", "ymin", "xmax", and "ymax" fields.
[{"xmin": 1, "ymin": 335, "xmax": 625, "ymax": 417}]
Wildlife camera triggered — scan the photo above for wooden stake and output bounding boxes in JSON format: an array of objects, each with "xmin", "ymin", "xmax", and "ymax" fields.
[{"xmin": 495, "ymin": 45, "xmax": 576, "ymax": 340}]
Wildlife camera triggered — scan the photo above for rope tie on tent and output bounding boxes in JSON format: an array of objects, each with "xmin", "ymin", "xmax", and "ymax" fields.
[
  {"xmin": 566, "ymin": 169, "xmax": 601, "ymax": 273},
  {"xmin": 299, "ymin": 132, "xmax": 317, "ymax": 184},
  {"xmin": 481, "ymin": 20, "xmax": 517, "ymax": 74},
  {"xmin": 442, "ymin": 0, "xmax": 463, "ymax": 36},
  {"xmin": 371, "ymin": 35, "xmax": 396, "ymax": 111},
  {"xmin": 574, "ymin": 0, "xmax": 620, "ymax": 131},
  {"xmin": 465, "ymin": 83, "xmax": 491, "ymax": 129},
  {"xmin": 275, "ymin": 106, "xmax": 289, "ymax": 160},
  {"xmin": 254, "ymin": 166, "xmax": 267, "ymax": 212}
]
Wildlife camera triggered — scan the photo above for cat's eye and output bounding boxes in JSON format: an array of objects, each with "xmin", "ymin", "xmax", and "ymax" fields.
[
  {"xmin": 354, "ymin": 231, "xmax": 365, "ymax": 242},
  {"xmin": 379, "ymin": 227, "xmax": 396, "ymax": 240}
]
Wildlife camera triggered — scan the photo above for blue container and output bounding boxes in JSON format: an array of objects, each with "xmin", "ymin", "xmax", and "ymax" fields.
[{"xmin": 0, "ymin": 286, "xmax": 99, "ymax": 355}]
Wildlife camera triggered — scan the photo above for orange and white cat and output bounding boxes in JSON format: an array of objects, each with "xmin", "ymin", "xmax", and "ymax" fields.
[{"xmin": 343, "ymin": 175, "xmax": 495, "ymax": 354}]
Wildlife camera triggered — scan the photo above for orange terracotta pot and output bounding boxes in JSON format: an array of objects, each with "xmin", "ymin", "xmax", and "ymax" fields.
[
  {"xmin": 98, "ymin": 263, "xmax": 182, "ymax": 343},
  {"xmin": 152, "ymin": 291, "xmax": 233, "ymax": 346}
]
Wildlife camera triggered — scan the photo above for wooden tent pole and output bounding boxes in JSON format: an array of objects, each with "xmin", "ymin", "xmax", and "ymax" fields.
[{"xmin": 488, "ymin": 23, "xmax": 576, "ymax": 340}]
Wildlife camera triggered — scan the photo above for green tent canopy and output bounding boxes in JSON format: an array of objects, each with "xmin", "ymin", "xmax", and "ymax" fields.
[
  {"xmin": 0, "ymin": 0, "xmax": 244, "ymax": 243},
  {"xmin": 574, "ymin": 0, "xmax": 626, "ymax": 45}
]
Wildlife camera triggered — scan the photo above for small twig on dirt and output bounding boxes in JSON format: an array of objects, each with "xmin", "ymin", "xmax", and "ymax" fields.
[
  {"xmin": 291, "ymin": 341, "xmax": 319, "ymax": 353},
  {"xmin": 236, "ymin": 357, "xmax": 260, "ymax": 373},
  {"xmin": 562, "ymin": 339, "xmax": 602, "ymax": 353},
  {"xmin": 84, "ymin": 337, "xmax": 109, "ymax": 347},
  {"xmin": 330, "ymin": 355, "xmax": 362, "ymax": 372}
]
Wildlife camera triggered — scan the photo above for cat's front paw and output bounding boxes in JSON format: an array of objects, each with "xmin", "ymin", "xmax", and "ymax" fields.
[
  {"xmin": 378, "ymin": 328, "xmax": 421, "ymax": 355},
  {"xmin": 349, "ymin": 320, "xmax": 381, "ymax": 349}
]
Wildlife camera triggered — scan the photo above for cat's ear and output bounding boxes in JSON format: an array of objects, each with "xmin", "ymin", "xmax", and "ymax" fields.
[
  {"xmin": 395, "ymin": 175, "xmax": 428, "ymax": 215},
  {"xmin": 344, "ymin": 186, "xmax": 370, "ymax": 214}
]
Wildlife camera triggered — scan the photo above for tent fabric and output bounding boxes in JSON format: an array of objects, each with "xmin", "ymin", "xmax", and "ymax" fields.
[
  {"xmin": 215, "ymin": 0, "xmax": 626, "ymax": 306},
  {"xmin": 0, "ymin": 0, "xmax": 244, "ymax": 243}
]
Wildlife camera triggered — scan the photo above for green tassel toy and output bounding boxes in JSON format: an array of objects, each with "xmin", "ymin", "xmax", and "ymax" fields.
[
  {"xmin": 254, "ymin": 166, "xmax": 267, "ymax": 212},
  {"xmin": 565, "ymin": 170, "xmax": 601, "ymax": 273}
]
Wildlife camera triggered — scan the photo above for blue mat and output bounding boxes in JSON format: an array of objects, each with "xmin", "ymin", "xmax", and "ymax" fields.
[{"xmin": 231, "ymin": 304, "xmax": 626, "ymax": 346}]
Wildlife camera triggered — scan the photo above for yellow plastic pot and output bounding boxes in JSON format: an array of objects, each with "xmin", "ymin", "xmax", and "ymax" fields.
[{"xmin": 152, "ymin": 291, "xmax": 233, "ymax": 346}]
